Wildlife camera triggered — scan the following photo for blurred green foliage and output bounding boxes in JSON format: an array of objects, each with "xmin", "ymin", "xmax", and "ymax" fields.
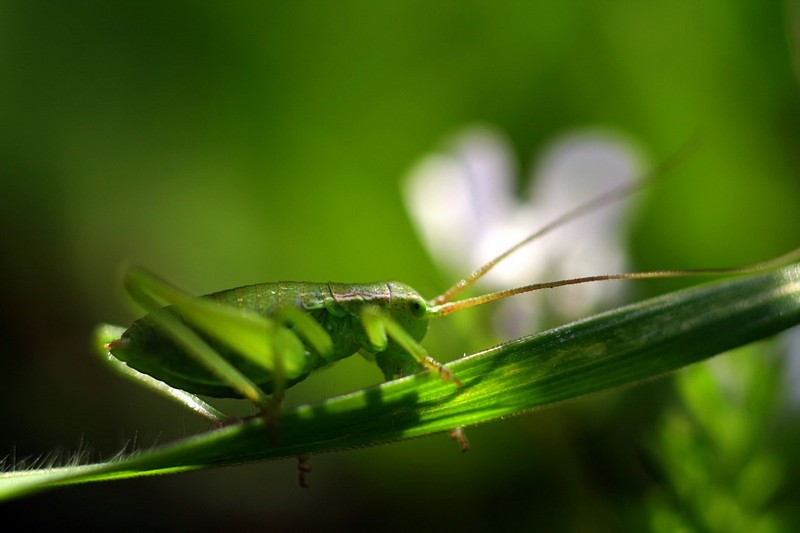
[
  {"xmin": 2, "ymin": 1, "xmax": 800, "ymax": 530},
  {"xmin": 648, "ymin": 347, "xmax": 796, "ymax": 532}
]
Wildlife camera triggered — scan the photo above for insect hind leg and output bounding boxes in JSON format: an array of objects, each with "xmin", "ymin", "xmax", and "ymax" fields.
[
  {"xmin": 122, "ymin": 267, "xmax": 275, "ymax": 413},
  {"xmin": 95, "ymin": 324, "xmax": 228, "ymax": 422}
]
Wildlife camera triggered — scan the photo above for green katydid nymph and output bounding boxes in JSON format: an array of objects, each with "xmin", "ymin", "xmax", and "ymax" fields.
[
  {"xmin": 96, "ymin": 150, "xmax": 800, "ymax": 486},
  {"xmin": 98, "ymin": 164, "xmax": 660, "ymax": 420}
]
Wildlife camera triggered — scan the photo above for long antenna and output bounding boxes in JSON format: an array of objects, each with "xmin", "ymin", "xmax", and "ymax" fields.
[
  {"xmin": 431, "ymin": 136, "xmax": 700, "ymax": 306},
  {"xmin": 428, "ymin": 246, "xmax": 800, "ymax": 317}
]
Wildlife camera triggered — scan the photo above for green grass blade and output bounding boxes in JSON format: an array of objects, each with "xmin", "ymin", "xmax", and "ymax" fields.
[{"xmin": 2, "ymin": 264, "xmax": 799, "ymax": 502}]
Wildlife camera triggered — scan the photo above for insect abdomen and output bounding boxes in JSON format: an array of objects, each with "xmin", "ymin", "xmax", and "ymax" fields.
[
  {"xmin": 115, "ymin": 316, "xmax": 304, "ymax": 398},
  {"xmin": 112, "ymin": 281, "xmax": 383, "ymax": 398}
]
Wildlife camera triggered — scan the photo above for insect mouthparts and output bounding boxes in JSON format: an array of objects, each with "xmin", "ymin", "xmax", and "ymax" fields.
[{"xmin": 104, "ymin": 338, "xmax": 127, "ymax": 350}]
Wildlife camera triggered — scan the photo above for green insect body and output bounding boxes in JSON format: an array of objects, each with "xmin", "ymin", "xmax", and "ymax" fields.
[
  {"xmin": 111, "ymin": 281, "xmax": 432, "ymax": 398},
  {"xmin": 104, "ymin": 240, "xmax": 800, "ymax": 429},
  {"xmin": 98, "ymin": 141, "xmax": 800, "ymax": 437},
  {"xmin": 96, "ymin": 143, "xmax": 800, "ymax": 489}
]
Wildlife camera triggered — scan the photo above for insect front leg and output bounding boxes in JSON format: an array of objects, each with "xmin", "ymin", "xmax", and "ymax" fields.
[
  {"xmin": 359, "ymin": 305, "xmax": 469, "ymax": 453},
  {"xmin": 359, "ymin": 306, "xmax": 462, "ymax": 386}
]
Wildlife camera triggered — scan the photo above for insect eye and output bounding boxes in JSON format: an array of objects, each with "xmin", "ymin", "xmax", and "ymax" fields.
[{"xmin": 408, "ymin": 296, "xmax": 427, "ymax": 318}]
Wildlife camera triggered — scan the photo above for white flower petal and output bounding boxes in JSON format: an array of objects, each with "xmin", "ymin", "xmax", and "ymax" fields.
[
  {"xmin": 780, "ymin": 326, "xmax": 800, "ymax": 409},
  {"xmin": 404, "ymin": 125, "xmax": 518, "ymax": 274},
  {"xmin": 404, "ymin": 154, "xmax": 476, "ymax": 272},
  {"xmin": 404, "ymin": 125, "xmax": 644, "ymax": 337},
  {"xmin": 523, "ymin": 131, "xmax": 643, "ymax": 318}
]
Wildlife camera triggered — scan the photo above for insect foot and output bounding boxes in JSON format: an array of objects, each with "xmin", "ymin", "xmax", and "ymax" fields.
[
  {"xmin": 425, "ymin": 356, "xmax": 463, "ymax": 387},
  {"xmin": 449, "ymin": 426, "xmax": 471, "ymax": 453},
  {"xmin": 297, "ymin": 455, "xmax": 312, "ymax": 488}
]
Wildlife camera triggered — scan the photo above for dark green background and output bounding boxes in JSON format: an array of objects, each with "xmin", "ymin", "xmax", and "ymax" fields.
[{"xmin": 2, "ymin": 1, "xmax": 800, "ymax": 530}]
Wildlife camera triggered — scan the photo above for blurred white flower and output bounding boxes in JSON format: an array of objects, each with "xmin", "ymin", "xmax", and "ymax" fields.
[
  {"xmin": 404, "ymin": 126, "xmax": 644, "ymax": 337},
  {"xmin": 780, "ymin": 325, "xmax": 800, "ymax": 409}
]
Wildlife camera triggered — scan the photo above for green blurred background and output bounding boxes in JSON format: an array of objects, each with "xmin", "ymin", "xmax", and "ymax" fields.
[{"xmin": 2, "ymin": 1, "xmax": 800, "ymax": 530}]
